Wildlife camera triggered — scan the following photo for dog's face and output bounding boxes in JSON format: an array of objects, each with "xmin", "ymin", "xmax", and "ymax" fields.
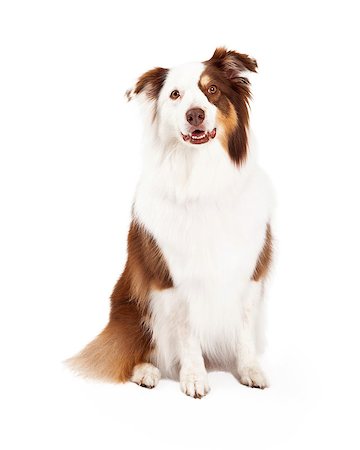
[
  {"xmin": 128, "ymin": 48, "xmax": 257, "ymax": 165},
  {"xmin": 158, "ymin": 63, "xmax": 218, "ymax": 147}
]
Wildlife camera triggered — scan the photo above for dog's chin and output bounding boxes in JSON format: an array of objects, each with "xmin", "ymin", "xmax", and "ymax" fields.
[{"xmin": 181, "ymin": 128, "xmax": 217, "ymax": 145}]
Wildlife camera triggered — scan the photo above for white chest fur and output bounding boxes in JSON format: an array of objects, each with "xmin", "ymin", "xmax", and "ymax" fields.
[{"xmin": 133, "ymin": 142, "xmax": 274, "ymax": 373}]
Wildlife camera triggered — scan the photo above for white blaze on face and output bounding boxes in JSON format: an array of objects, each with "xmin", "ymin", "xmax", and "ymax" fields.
[{"xmin": 157, "ymin": 62, "xmax": 217, "ymax": 144}]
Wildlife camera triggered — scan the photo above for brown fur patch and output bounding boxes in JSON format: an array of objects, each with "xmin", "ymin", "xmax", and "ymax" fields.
[
  {"xmin": 210, "ymin": 47, "xmax": 257, "ymax": 75},
  {"xmin": 133, "ymin": 67, "xmax": 168, "ymax": 100},
  {"xmin": 114, "ymin": 221, "xmax": 173, "ymax": 309},
  {"xmin": 200, "ymin": 74, "xmax": 211, "ymax": 87},
  {"xmin": 201, "ymin": 47, "xmax": 257, "ymax": 166},
  {"xmin": 252, "ymin": 224, "xmax": 273, "ymax": 281},
  {"xmin": 216, "ymin": 100, "xmax": 238, "ymax": 150},
  {"xmin": 67, "ymin": 220, "xmax": 173, "ymax": 383}
]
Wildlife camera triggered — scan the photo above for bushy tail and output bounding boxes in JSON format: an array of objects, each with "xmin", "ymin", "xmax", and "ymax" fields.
[{"xmin": 66, "ymin": 318, "xmax": 150, "ymax": 383}]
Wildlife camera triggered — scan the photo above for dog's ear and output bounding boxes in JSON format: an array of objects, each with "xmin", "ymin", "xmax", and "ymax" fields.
[
  {"xmin": 207, "ymin": 47, "xmax": 257, "ymax": 80},
  {"xmin": 126, "ymin": 67, "xmax": 168, "ymax": 102}
]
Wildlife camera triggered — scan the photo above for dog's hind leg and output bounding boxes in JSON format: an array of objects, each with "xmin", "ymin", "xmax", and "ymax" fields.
[{"xmin": 131, "ymin": 363, "xmax": 161, "ymax": 389}]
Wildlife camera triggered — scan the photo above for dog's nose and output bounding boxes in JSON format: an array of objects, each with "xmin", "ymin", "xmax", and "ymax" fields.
[{"xmin": 186, "ymin": 108, "xmax": 205, "ymax": 126}]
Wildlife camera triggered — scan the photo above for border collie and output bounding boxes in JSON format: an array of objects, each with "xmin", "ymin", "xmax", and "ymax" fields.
[{"xmin": 68, "ymin": 48, "xmax": 275, "ymax": 398}]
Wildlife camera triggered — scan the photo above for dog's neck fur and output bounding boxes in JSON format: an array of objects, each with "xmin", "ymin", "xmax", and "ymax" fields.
[{"xmin": 138, "ymin": 129, "xmax": 257, "ymax": 204}]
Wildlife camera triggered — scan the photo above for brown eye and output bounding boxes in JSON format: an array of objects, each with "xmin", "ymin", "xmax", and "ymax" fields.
[
  {"xmin": 208, "ymin": 85, "xmax": 218, "ymax": 94},
  {"xmin": 170, "ymin": 90, "xmax": 180, "ymax": 100}
]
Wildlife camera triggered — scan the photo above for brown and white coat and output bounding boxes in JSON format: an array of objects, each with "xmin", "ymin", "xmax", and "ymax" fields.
[{"xmin": 68, "ymin": 48, "xmax": 275, "ymax": 398}]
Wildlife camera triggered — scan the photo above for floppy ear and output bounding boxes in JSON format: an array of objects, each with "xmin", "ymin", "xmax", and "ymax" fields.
[
  {"xmin": 208, "ymin": 47, "xmax": 257, "ymax": 80},
  {"xmin": 126, "ymin": 67, "xmax": 168, "ymax": 101}
]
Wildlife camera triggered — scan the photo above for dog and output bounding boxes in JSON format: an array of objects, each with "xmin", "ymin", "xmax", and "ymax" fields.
[{"xmin": 67, "ymin": 48, "xmax": 275, "ymax": 398}]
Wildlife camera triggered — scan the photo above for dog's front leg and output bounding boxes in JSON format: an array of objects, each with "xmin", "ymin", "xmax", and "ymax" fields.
[
  {"xmin": 236, "ymin": 281, "xmax": 268, "ymax": 389},
  {"xmin": 176, "ymin": 319, "xmax": 210, "ymax": 399}
]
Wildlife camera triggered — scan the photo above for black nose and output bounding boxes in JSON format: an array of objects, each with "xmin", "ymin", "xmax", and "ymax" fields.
[{"xmin": 186, "ymin": 108, "xmax": 205, "ymax": 126}]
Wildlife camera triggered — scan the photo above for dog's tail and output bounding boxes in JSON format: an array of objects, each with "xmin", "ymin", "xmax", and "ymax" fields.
[
  {"xmin": 66, "ymin": 323, "xmax": 130, "ymax": 382},
  {"xmin": 65, "ymin": 316, "xmax": 152, "ymax": 383}
]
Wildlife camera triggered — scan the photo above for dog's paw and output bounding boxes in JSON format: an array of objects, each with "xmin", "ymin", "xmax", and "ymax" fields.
[
  {"xmin": 131, "ymin": 363, "xmax": 161, "ymax": 389},
  {"xmin": 238, "ymin": 364, "xmax": 268, "ymax": 389},
  {"xmin": 180, "ymin": 371, "xmax": 210, "ymax": 399}
]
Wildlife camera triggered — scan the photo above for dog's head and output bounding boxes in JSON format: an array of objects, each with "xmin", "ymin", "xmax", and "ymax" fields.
[{"xmin": 127, "ymin": 48, "xmax": 257, "ymax": 166}]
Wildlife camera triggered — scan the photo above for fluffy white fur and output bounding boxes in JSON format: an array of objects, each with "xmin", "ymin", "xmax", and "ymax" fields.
[
  {"xmin": 132, "ymin": 62, "xmax": 275, "ymax": 398},
  {"xmin": 131, "ymin": 363, "xmax": 161, "ymax": 388}
]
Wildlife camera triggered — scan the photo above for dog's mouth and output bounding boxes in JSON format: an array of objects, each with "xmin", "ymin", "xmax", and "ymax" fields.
[{"xmin": 181, "ymin": 128, "xmax": 217, "ymax": 145}]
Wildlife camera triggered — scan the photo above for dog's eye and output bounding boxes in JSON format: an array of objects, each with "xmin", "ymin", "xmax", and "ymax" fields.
[
  {"xmin": 170, "ymin": 90, "xmax": 180, "ymax": 100},
  {"xmin": 208, "ymin": 85, "xmax": 218, "ymax": 94}
]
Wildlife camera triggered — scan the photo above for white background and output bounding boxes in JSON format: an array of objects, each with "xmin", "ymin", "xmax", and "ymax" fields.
[{"xmin": 1, "ymin": 1, "xmax": 359, "ymax": 449}]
